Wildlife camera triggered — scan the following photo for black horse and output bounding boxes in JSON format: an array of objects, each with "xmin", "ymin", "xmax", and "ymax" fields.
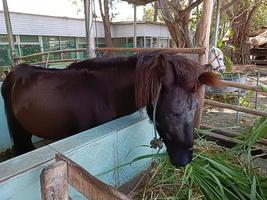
[{"xmin": 1, "ymin": 51, "xmax": 221, "ymax": 167}]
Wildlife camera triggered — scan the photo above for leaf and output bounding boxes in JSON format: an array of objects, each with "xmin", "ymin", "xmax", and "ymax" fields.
[
  {"xmin": 250, "ymin": 176, "xmax": 257, "ymax": 200},
  {"xmin": 258, "ymin": 84, "xmax": 267, "ymax": 93}
]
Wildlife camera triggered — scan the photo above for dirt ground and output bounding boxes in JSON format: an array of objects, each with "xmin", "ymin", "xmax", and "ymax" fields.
[{"xmin": 202, "ymin": 64, "xmax": 267, "ymax": 134}]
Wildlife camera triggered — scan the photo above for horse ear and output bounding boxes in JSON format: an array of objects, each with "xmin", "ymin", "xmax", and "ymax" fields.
[
  {"xmin": 198, "ymin": 72, "xmax": 223, "ymax": 87},
  {"xmin": 157, "ymin": 54, "xmax": 175, "ymax": 87}
]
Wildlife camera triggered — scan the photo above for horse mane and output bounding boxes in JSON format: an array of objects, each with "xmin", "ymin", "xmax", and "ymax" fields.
[{"xmin": 135, "ymin": 51, "xmax": 220, "ymax": 108}]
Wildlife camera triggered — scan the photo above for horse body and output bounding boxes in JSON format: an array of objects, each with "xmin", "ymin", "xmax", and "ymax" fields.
[
  {"xmin": 2, "ymin": 57, "xmax": 137, "ymax": 153},
  {"xmin": 1, "ymin": 52, "xmax": 221, "ymax": 167}
]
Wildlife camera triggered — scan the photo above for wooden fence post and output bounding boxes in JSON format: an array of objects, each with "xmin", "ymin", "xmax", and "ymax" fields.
[
  {"xmin": 195, "ymin": 0, "xmax": 214, "ymax": 128},
  {"xmin": 40, "ymin": 161, "xmax": 68, "ymax": 200}
]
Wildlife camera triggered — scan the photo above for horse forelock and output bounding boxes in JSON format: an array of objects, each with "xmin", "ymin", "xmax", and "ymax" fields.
[
  {"xmin": 135, "ymin": 52, "xmax": 206, "ymax": 108},
  {"xmin": 169, "ymin": 55, "xmax": 204, "ymax": 92},
  {"xmin": 135, "ymin": 52, "xmax": 162, "ymax": 108}
]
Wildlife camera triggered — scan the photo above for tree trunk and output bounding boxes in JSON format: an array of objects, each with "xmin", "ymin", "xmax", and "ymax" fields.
[{"xmin": 99, "ymin": 0, "xmax": 112, "ymax": 49}]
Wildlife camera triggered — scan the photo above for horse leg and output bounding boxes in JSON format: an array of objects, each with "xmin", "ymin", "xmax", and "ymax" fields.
[{"xmin": 13, "ymin": 131, "xmax": 35, "ymax": 155}]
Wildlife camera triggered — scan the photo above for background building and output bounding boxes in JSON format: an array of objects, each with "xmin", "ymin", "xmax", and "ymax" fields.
[{"xmin": 0, "ymin": 11, "xmax": 172, "ymax": 66}]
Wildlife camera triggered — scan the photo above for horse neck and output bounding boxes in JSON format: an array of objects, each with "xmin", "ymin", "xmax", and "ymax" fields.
[{"xmin": 91, "ymin": 55, "xmax": 139, "ymax": 115}]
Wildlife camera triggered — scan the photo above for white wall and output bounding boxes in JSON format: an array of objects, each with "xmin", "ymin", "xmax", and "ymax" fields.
[{"xmin": 0, "ymin": 11, "xmax": 171, "ymax": 39}]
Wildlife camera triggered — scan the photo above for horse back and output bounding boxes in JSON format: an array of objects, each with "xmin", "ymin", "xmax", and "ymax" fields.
[{"xmin": 1, "ymin": 64, "xmax": 114, "ymax": 139}]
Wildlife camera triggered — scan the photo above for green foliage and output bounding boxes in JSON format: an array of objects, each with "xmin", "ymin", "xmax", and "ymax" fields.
[
  {"xmin": 109, "ymin": 118, "xmax": 267, "ymax": 199},
  {"xmin": 188, "ymin": 7, "xmax": 202, "ymax": 31},
  {"xmin": 250, "ymin": 0, "xmax": 267, "ymax": 32},
  {"xmin": 143, "ymin": 7, "xmax": 155, "ymax": 21},
  {"xmin": 224, "ymin": 55, "xmax": 233, "ymax": 72},
  {"xmin": 130, "ymin": 142, "xmax": 267, "ymax": 200},
  {"xmin": 217, "ymin": 40, "xmax": 235, "ymax": 72},
  {"xmin": 237, "ymin": 117, "xmax": 267, "ymax": 151}
]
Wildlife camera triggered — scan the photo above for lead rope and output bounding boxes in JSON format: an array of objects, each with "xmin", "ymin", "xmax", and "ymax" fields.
[{"xmin": 150, "ymin": 83, "xmax": 164, "ymax": 150}]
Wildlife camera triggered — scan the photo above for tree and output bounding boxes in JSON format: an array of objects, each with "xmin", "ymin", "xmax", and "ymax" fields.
[
  {"xmin": 99, "ymin": 0, "xmax": 112, "ymax": 48},
  {"xmin": 224, "ymin": 0, "xmax": 264, "ymax": 64},
  {"xmin": 70, "ymin": 0, "xmax": 114, "ymax": 49},
  {"xmin": 143, "ymin": 3, "xmax": 162, "ymax": 22},
  {"xmin": 157, "ymin": 0, "xmax": 203, "ymax": 47}
]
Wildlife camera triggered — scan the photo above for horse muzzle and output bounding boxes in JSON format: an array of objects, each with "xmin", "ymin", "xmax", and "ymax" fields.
[{"xmin": 167, "ymin": 147, "xmax": 193, "ymax": 167}]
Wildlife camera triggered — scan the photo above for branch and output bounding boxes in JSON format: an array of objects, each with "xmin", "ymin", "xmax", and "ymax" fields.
[
  {"xmin": 179, "ymin": 0, "xmax": 203, "ymax": 19},
  {"xmin": 221, "ymin": 0, "xmax": 240, "ymax": 12},
  {"xmin": 231, "ymin": 0, "xmax": 263, "ymax": 24},
  {"xmin": 158, "ymin": 0, "xmax": 174, "ymax": 23},
  {"xmin": 183, "ymin": 0, "xmax": 203, "ymax": 14},
  {"xmin": 98, "ymin": 0, "xmax": 105, "ymax": 19}
]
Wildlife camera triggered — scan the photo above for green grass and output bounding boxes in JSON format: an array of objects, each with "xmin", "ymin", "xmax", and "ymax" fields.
[{"xmin": 127, "ymin": 117, "xmax": 267, "ymax": 200}]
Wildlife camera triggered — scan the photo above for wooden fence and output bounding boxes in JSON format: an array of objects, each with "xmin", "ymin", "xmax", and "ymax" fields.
[{"xmin": 40, "ymin": 153, "xmax": 131, "ymax": 200}]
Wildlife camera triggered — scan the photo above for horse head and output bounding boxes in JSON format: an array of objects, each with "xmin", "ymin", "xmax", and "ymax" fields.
[
  {"xmin": 136, "ymin": 52, "xmax": 221, "ymax": 167},
  {"xmin": 208, "ymin": 47, "xmax": 225, "ymax": 72}
]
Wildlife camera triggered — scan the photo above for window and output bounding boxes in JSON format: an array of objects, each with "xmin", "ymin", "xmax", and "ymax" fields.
[
  {"xmin": 60, "ymin": 37, "xmax": 76, "ymax": 59},
  {"xmin": 152, "ymin": 38, "xmax": 159, "ymax": 48},
  {"xmin": 95, "ymin": 38, "xmax": 105, "ymax": 48},
  {"xmin": 145, "ymin": 37, "xmax": 152, "ymax": 48},
  {"xmin": 159, "ymin": 38, "xmax": 168, "ymax": 48},
  {"xmin": 137, "ymin": 37, "xmax": 144, "ymax": 48},
  {"xmin": 0, "ymin": 34, "xmax": 16, "ymax": 43},
  {"xmin": 78, "ymin": 37, "xmax": 86, "ymax": 59},
  {"xmin": 20, "ymin": 35, "xmax": 39, "ymax": 43},
  {"xmin": 112, "ymin": 38, "xmax": 126, "ymax": 48},
  {"xmin": 42, "ymin": 36, "xmax": 60, "ymax": 60},
  {"xmin": 126, "ymin": 38, "xmax": 133, "ymax": 48},
  {"xmin": 0, "ymin": 45, "xmax": 19, "ymax": 66}
]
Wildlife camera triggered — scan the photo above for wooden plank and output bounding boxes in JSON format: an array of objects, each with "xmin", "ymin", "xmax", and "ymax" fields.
[
  {"xmin": 55, "ymin": 153, "xmax": 131, "ymax": 200},
  {"xmin": 250, "ymin": 48, "xmax": 267, "ymax": 56},
  {"xmin": 252, "ymin": 60, "xmax": 267, "ymax": 65},
  {"xmin": 32, "ymin": 59, "xmax": 80, "ymax": 65},
  {"xmin": 200, "ymin": 124, "xmax": 267, "ymax": 146},
  {"xmin": 198, "ymin": 130, "xmax": 267, "ymax": 150},
  {"xmin": 96, "ymin": 47, "xmax": 206, "ymax": 54},
  {"xmin": 40, "ymin": 161, "xmax": 68, "ymax": 200},
  {"xmin": 204, "ymin": 99, "xmax": 267, "ymax": 116},
  {"xmin": 17, "ymin": 48, "xmax": 87, "ymax": 60}
]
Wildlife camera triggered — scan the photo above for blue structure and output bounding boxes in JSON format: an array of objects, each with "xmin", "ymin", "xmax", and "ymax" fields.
[
  {"xmin": 0, "ymin": 110, "xmax": 157, "ymax": 199},
  {"xmin": 0, "ymin": 82, "xmax": 12, "ymax": 152}
]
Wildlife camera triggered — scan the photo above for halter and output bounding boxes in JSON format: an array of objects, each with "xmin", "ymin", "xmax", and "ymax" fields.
[
  {"xmin": 150, "ymin": 83, "xmax": 164, "ymax": 149},
  {"xmin": 210, "ymin": 48, "xmax": 223, "ymax": 71}
]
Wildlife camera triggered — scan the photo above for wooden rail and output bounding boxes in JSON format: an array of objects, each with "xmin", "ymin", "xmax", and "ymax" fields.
[
  {"xmin": 204, "ymin": 99, "xmax": 267, "ymax": 117},
  {"xmin": 32, "ymin": 59, "xmax": 80, "ymax": 65},
  {"xmin": 96, "ymin": 47, "xmax": 206, "ymax": 54},
  {"xmin": 16, "ymin": 48, "xmax": 87, "ymax": 60},
  {"xmin": 221, "ymin": 80, "xmax": 267, "ymax": 93},
  {"xmin": 40, "ymin": 153, "xmax": 131, "ymax": 200},
  {"xmin": 16, "ymin": 47, "xmax": 206, "ymax": 61}
]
